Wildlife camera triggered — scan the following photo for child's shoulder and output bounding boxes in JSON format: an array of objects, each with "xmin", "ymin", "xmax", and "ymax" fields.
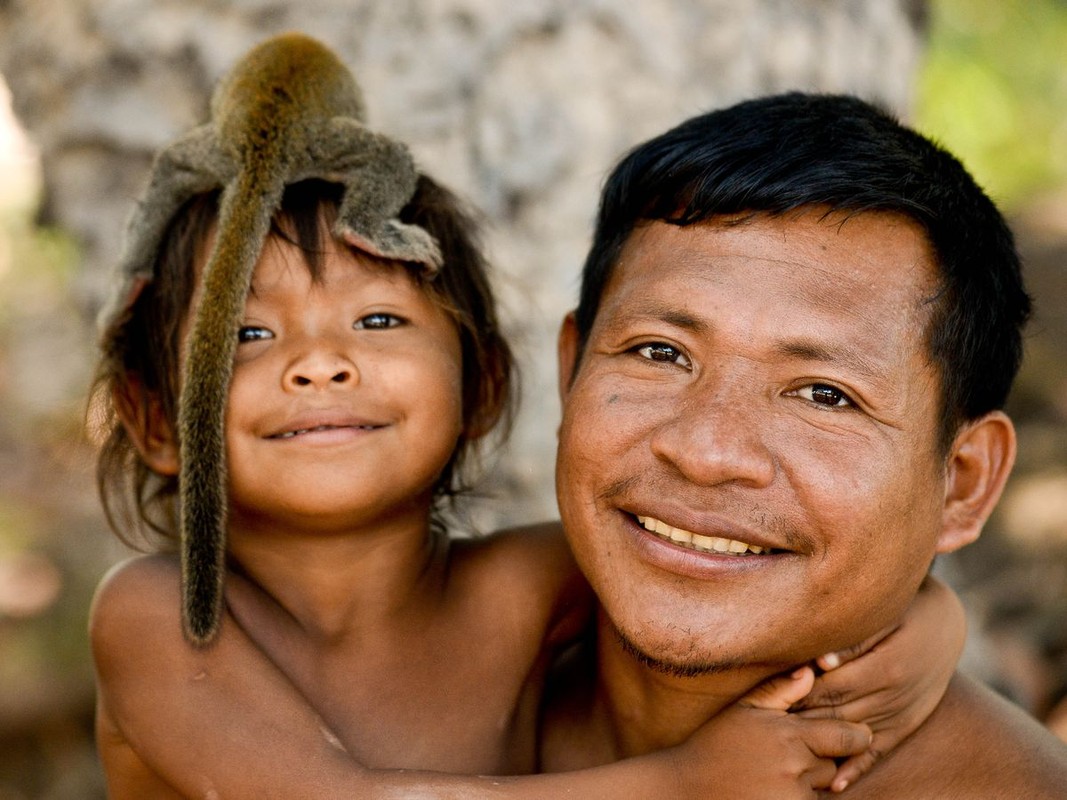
[
  {"xmin": 92, "ymin": 551, "xmax": 180, "ymax": 605},
  {"xmin": 91, "ymin": 553, "xmax": 182, "ymax": 614},
  {"xmin": 451, "ymin": 520, "xmax": 573, "ymax": 583},
  {"xmin": 451, "ymin": 521, "xmax": 593, "ymax": 647},
  {"xmin": 89, "ymin": 553, "xmax": 184, "ymax": 663}
]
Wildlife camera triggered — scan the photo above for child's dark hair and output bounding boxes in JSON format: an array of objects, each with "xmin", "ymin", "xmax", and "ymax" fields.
[{"xmin": 93, "ymin": 176, "xmax": 515, "ymax": 549}]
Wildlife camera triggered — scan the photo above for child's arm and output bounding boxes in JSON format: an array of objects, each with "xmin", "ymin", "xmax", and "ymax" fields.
[
  {"xmin": 91, "ymin": 555, "xmax": 869, "ymax": 799},
  {"xmin": 517, "ymin": 668, "xmax": 871, "ymax": 799},
  {"xmin": 792, "ymin": 574, "xmax": 967, "ymax": 792},
  {"xmin": 662, "ymin": 666, "xmax": 874, "ymax": 797}
]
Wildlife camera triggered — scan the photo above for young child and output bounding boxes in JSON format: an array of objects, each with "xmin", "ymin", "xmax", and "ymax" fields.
[{"xmin": 88, "ymin": 33, "xmax": 965, "ymax": 799}]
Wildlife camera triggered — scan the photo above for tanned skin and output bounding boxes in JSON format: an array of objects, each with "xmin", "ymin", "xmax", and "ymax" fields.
[
  {"xmin": 91, "ymin": 230, "xmax": 876, "ymax": 799},
  {"xmin": 547, "ymin": 211, "xmax": 1067, "ymax": 798}
]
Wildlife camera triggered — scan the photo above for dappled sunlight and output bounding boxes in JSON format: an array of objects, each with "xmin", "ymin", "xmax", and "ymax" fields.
[
  {"xmin": 1001, "ymin": 471, "xmax": 1067, "ymax": 550},
  {"xmin": 0, "ymin": 551, "xmax": 62, "ymax": 619}
]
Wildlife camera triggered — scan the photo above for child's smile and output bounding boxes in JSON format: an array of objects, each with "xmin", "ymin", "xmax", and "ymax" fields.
[
  {"xmin": 218, "ymin": 229, "xmax": 464, "ymax": 533},
  {"xmin": 265, "ymin": 411, "xmax": 386, "ymax": 441}
]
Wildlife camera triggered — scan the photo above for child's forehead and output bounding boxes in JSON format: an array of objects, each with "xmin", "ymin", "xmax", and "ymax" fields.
[{"xmin": 247, "ymin": 233, "xmax": 419, "ymax": 296}]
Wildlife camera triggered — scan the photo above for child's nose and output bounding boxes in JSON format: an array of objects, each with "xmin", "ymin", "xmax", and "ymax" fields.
[{"xmin": 284, "ymin": 351, "xmax": 358, "ymax": 389}]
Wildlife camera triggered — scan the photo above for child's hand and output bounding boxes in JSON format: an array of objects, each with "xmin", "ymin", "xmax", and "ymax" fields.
[
  {"xmin": 793, "ymin": 574, "xmax": 966, "ymax": 792},
  {"xmin": 664, "ymin": 667, "xmax": 872, "ymax": 799}
]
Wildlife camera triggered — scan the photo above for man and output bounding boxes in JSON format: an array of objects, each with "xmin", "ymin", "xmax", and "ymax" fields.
[{"xmin": 544, "ymin": 91, "xmax": 1067, "ymax": 795}]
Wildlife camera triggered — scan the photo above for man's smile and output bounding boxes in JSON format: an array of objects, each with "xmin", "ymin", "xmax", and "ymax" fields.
[{"xmin": 636, "ymin": 515, "xmax": 773, "ymax": 555}]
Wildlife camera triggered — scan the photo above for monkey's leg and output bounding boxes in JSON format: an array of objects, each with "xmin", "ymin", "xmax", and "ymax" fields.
[
  {"xmin": 317, "ymin": 121, "xmax": 442, "ymax": 271},
  {"xmin": 119, "ymin": 126, "xmax": 233, "ymax": 281}
]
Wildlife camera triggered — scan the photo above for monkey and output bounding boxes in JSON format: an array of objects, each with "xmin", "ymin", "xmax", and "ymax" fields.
[{"xmin": 99, "ymin": 32, "xmax": 443, "ymax": 646}]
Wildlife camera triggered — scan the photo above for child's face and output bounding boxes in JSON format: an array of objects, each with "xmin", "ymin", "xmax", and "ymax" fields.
[{"xmin": 214, "ymin": 232, "xmax": 464, "ymax": 533}]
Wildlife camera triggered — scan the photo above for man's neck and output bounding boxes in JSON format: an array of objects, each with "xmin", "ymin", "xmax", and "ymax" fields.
[{"xmin": 592, "ymin": 613, "xmax": 783, "ymax": 759}]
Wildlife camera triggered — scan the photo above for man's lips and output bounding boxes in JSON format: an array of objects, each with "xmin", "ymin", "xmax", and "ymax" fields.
[{"xmin": 634, "ymin": 514, "xmax": 784, "ymax": 556}]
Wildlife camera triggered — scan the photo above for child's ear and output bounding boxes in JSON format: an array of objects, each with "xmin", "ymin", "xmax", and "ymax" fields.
[
  {"xmin": 936, "ymin": 411, "xmax": 1016, "ymax": 554},
  {"xmin": 113, "ymin": 378, "xmax": 180, "ymax": 477},
  {"xmin": 464, "ymin": 346, "xmax": 511, "ymax": 442}
]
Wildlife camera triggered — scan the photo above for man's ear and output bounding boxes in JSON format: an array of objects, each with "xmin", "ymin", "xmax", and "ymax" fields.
[
  {"xmin": 937, "ymin": 411, "xmax": 1016, "ymax": 554},
  {"xmin": 113, "ymin": 379, "xmax": 180, "ymax": 477},
  {"xmin": 557, "ymin": 311, "xmax": 581, "ymax": 404}
]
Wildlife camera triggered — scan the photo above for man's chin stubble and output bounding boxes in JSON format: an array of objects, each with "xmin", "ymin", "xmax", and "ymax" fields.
[{"xmin": 616, "ymin": 627, "xmax": 742, "ymax": 678}]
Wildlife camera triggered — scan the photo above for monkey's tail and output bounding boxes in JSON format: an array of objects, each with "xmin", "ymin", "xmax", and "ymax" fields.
[{"xmin": 177, "ymin": 165, "xmax": 279, "ymax": 647}]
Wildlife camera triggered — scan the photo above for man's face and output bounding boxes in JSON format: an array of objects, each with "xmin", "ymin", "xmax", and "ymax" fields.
[{"xmin": 556, "ymin": 210, "xmax": 953, "ymax": 674}]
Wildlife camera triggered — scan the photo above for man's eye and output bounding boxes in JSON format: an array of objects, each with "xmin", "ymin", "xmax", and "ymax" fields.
[
  {"xmin": 355, "ymin": 313, "xmax": 403, "ymax": 330},
  {"xmin": 634, "ymin": 343, "xmax": 691, "ymax": 368},
  {"xmin": 238, "ymin": 326, "xmax": 273, "ymax": 343},
  {"xmin": 797, "ymin": 383, "xmax": 852, "ymax": 408}
]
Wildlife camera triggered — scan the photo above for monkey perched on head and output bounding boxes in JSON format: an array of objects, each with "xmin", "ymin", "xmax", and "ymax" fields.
[{"xmin": 101, "ymin": 32, "xmax": 442, "ymax": 646}]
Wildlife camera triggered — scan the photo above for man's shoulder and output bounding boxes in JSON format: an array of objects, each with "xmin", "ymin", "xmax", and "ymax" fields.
[
  {"xmin": 856, "ymin": 672, "xmax": 1067, "ymax": 799},
  {"xmin": 943, "ymin": 674, "xmax": 1067, "ymax": 796}
]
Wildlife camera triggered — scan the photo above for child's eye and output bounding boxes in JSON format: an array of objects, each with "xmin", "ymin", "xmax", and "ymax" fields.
[
  {"xmin": 354, "ymin": 313, "xmax": 404, "ymax": 330},
  {"xmin": 795, "ymin": 383, "xmax": 853, "ymax": 408},
  {"xmin": 634, "ymin": 342, "xmax": 692, "ymax": 369},
  {"xmin": 238, "ymin": 326, "xmax": 274, "ymax": 343}
]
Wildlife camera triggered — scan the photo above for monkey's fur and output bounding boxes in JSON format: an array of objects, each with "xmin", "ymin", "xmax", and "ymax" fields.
[{"xmin": 101, "ymin": 33, "xmax": 442, "ymax": 646}]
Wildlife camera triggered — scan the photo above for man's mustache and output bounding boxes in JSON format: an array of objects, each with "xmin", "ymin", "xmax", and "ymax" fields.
[{"xmin": 596, "ymin": 472, "xmax": 816, "ymax": 554}]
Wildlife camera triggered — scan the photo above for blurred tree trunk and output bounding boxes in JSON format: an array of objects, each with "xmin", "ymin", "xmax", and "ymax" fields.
[
  {"xmin": 0, "ymin": 2, "xmax": 927, "ymax": 797},
  {"xmin": 0, "ymin": 0, "xmax": 927, "ymax": 526}
]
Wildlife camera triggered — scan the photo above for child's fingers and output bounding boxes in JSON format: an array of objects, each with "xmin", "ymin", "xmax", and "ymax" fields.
[
  {"xmin": 738, "ymin": 666, "xmax": 815, "ymax": 711},
  {"xmin": 793, "ymin": 693, "xmax": 885, "ymax": 723},
  {"xmin": 803, "ymin": 757, "xmax": 841, "ymax": 792},
  {"xmin": 799, "ymin": 719, "xmax": 873, "ymax": 759},
  {"xmin": 795, "ymin": 655, "xmax": 902, "ymax": 714},
  {"xmin": 829, "ymin": 749, "xmax": 881, "ymax": 793},
  {"xmin": 815, "ymin": 623, "xmax": 897, "ymax": 671}
]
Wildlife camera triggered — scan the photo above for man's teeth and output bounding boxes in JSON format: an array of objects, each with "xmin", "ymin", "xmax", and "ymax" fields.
[{"xmin": 636, "ymin": 515, "xmax": 768, "ymax": 555}]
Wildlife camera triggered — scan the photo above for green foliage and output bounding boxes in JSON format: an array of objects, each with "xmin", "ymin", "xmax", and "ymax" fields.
[{"xmin": 916, "ymin": 0, "xmax": 1067, "ymax": 210}]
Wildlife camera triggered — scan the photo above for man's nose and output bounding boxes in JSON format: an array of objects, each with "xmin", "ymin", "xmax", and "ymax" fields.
[
  {"xmin": 283, "ymin": 347, "xmax": 358, "ymax": 390},
  {"xmin": 649, "ymin": 384, "xmax": 776, "ymax": 488}
]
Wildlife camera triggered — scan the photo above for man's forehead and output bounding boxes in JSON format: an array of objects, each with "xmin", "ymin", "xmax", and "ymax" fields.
[{"xmin": 608, "ymin": 212, "xmax": 938, "ymax": 306}]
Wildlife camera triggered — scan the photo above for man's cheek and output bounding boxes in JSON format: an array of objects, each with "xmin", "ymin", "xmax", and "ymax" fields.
[{"xmin": 576, "ymin": 379, "xmax": 672, "ymax": 446}]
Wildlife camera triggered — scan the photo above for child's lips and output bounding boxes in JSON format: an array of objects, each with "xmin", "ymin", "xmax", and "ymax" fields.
[
  {"xmin": 265, "ymin": 411, "xmax": 387, "ymax": 439},
  {"xmin": 268, "ymin": 424, "xmax": 379, "ymax": 439}
]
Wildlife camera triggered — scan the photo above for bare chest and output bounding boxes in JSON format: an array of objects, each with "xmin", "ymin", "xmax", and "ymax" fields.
[{"xmin": 266, "ymin": 627, "xmax": 547, "ymax": 775}]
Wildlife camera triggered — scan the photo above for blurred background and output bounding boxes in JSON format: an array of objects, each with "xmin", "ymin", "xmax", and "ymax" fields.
[{"xmin": 0, "ymin": 0, "xmax": 1064, "ymax": 796}]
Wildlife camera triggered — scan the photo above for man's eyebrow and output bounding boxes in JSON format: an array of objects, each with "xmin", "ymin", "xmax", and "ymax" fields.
[
  {"xmin": 610, "ymin": 303, "xmax": 709, "ymax": 333},
  {"xmin": 776, "ymin": 340, "xmax": 883, "ymax": 380}
]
